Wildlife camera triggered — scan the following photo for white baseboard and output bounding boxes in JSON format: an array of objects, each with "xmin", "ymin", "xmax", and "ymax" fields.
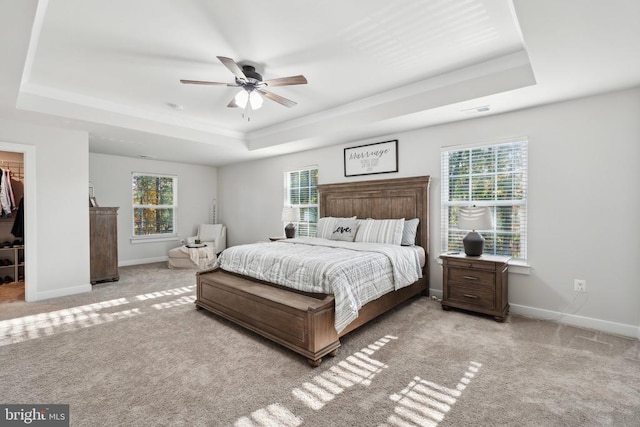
[
  {"xmin": 509, "ymin": 303, "xmax": 639, "ymax": 339},
  {"xmin": 33, "ymin": 283, "xmax": 92, "ymax": 302},
  {"xmin": 427, "ymin": 289, "xmax": 638, "ymax": 339},
  {"xmin": 119, "ymin": 256, "xmax": 168, "ymax": 267},
  {"xmin": 429, "ymin": 288, "xmax": 443, "ymax": 299}
]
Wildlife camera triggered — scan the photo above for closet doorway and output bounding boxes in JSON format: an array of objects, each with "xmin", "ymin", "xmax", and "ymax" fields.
[{"xmin": 0, "ymin": 150, "xmax": 25, "ymax": 303}]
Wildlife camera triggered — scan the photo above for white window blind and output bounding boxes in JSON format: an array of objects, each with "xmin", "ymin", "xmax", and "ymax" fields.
[
  {"xmin": 284, "ymin": 167, "xmax": 318, "ymax": 237},
  {"xmin": 132, "ymin": 173, "xmax": 177, "ymax": 237},
  {"xmin": 441, "ymin": 139, "xmax": 528, "ymax": 261}
]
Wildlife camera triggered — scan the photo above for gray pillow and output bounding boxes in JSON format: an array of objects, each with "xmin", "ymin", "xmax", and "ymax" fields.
[
  {"xmin": 355, "ymin": 218, "xmax": 404, "ymax": 245},
  {"xmin": 401, "ymin": 218, "xmax": 420, "ymax": 246},
  {"xmin": 330, "ymin": 219, "xmax": 358, "ymax": 242}
]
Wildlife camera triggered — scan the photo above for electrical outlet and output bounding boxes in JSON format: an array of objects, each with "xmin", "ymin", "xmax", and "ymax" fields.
[{"xmin": 574, "ymin": 279, "xmax": 586, "ymax": 292}]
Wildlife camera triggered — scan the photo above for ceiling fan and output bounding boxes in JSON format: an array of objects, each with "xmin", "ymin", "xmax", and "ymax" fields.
[{"xmin": 180, "ymin": 56, "xmax": 308, "ymax": 110}]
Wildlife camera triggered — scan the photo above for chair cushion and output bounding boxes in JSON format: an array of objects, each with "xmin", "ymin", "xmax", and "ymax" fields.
[{"xmin": 199, "ymin": 224, "xmax": 223, "ymax": 241}]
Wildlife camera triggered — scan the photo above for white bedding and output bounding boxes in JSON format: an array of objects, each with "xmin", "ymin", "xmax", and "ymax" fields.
[{"xmin": 217, "ymin": 237, "xmax": 423, "ymax": 333}]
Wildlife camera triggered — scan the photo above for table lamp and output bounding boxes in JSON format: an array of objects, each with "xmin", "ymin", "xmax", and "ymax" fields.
[
  {"xmin": 458, "ymin": 206, "xmax": 492, "ymax": 256},
  {"xmin": 281, "ymin": 207, "xmax": 300, "ymax": 238}
]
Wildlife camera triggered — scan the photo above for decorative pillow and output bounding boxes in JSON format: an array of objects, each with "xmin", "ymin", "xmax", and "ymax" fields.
[
  {"xmin": 315, "ymin": 216, "xmax": 356, "ymax": 239},
  {"xmin": 401, "ymin": 218, "xmax": 420, "ymax": 246},
  {"xmin": 330, "ymin": 219, "xmax": 358, "ymax": 242},
  {"xmin": 355, "ymin": 218, "xmax": 405, "ymax": 245}
]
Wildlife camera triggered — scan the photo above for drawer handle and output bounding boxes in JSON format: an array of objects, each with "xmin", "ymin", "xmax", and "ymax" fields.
[
  {"xmin": 463, "ymin": 294, "xmax": 479, "ymax": 299},
  {"xmin": 463, "ymin": 275, "xmax": 479, "ymax": 280}
]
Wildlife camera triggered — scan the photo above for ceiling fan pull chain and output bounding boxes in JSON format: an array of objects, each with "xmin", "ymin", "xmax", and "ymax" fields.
[{"xmin": 242, "ymin": 106, "xmax": 251, "ymax": 122}]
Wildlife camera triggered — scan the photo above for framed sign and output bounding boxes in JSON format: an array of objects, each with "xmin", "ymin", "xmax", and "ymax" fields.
[{"xmin": 344, "ymin": 140, "xmax": 398, "ymax": 177}]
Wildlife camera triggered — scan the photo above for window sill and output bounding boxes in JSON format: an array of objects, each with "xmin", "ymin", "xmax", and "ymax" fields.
[
  {"xmin": 507, "ymin": 260, "xmax": 530, "ymax": 275},
  {"xmin": 130, "ymin": 236, "xmax": 180, "ymax": 244},
  {"xmin": 436, "ymin": 254, "xmax": 530, "ymax": 275}
]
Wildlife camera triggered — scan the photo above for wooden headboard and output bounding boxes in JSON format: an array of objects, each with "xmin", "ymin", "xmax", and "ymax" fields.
[{"xmin": 317, "ymin": 176, "xmax": 431, "ymax": 254}]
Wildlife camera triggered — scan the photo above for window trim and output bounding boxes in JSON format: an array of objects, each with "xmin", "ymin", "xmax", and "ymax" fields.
[
  {"xmin": 131, "ymin": 172, "xmax": 178, "ymax": 240},
  {"xmin": 440, "ymin": 138, "xmax": 528, "ymax": 262},
  {"xmin": 284, "ymin": 166, "xmax": 319, "ymax": 238}
]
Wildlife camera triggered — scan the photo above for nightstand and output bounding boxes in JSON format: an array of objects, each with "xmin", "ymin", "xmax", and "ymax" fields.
[{"xmin": 440, "ymin": 253, "xmax": 510, "ymax": 322}]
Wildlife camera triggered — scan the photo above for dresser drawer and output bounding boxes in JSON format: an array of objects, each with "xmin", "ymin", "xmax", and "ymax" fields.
[
  {"xmin": 447, "ymin": 283, "xmax": 495, "ymax": 310},
  {"xmin": 448, "ymin": 267, "xmax": 495, "ymax": 287}
]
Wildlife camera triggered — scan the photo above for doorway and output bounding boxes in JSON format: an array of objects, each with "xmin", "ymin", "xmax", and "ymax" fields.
[{"xmin": 0, "ymin": 151, "xmax": 24, "ymax": 303}]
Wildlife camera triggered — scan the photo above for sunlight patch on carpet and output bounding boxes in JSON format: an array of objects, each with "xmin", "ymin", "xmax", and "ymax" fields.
[
  {"xmin": 233, "ymin": 335, "xmax": 398, "ymax": 425},
  {"xmin": 151, "ymin": 295, "xmax": 196, "ymax": 310},
  {"xmin": 0, "ymin": 285, "xmax": 195, "ymax": 346},
  {"xmin": 234, "ymin": 403, "xmax": 302, "ymax": 427},
  {"xmin": 384, "ymin": 361, "xmax": 482, "ymax": 427},
  {"xmin": 136, "ymin": 286, "xmax": 195, "ymax": 301}
]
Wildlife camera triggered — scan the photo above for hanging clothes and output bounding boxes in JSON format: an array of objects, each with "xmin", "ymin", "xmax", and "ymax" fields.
[
  {"xmin": 6, "ymin": 169, "xmax": 15, "ymax": 211},
  {"xmin": 0, "ymin": 169, "xmax": 16, "ymax": 216},
  {"xmin": 11, "ymin": 197, "xmax": 24, "ymax": 238}
]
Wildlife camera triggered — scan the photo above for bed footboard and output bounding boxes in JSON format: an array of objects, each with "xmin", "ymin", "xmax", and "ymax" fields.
[{"xmin": 196, "ymin": 268, "xmax": 340, "ymax": 366}]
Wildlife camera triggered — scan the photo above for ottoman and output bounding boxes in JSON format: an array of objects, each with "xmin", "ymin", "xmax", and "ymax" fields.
[{"xmin": 168, "ymin": 244, "xmax": 217, "ymax": 270}]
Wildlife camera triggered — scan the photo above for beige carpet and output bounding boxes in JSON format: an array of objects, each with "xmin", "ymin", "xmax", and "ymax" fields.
[{"xmin": 1, "ymin": 263, "xmax": 638, "ymax": 426}]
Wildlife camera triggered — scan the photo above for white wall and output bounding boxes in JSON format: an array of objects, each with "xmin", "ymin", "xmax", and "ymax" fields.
[
  {"xmin": 218, "ymin": 87, "xmax": 640, "ymax": 338},
  {"xmin": 89, "ymin": 153, "xmax": 217, "ymax": 265},
  {"xmin": 0, "ymin": 117, "xmax": 91, "ymax": 301}
]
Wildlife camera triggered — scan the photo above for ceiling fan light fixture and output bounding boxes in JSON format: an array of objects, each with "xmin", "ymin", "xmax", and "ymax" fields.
[
  {"xmin": 249, "ymin": 90, "xmax": 263, "ymax": 110},
  {"xmin": 234, "ymin": 88, "xmax": 263, "ymax": 110},
  {"xmin": 234, "ymin": 89, "xmax": 249, "ymax": 108}
]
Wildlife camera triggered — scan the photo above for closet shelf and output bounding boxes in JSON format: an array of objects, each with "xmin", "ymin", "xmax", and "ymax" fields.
[{"xmin": 0, "ymin": 246, "xmax": 24, "ymax": 283}]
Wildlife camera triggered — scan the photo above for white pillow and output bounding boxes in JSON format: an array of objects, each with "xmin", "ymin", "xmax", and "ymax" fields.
[
  {"xmin": 355, "ymin": 218, "xmax": 405, "ymax": 245},
  {"xmin": 315, "ymin": 216, "xmax": 357, "ymax": 239},
  {"xmin": 330, "ymin": 219, "xmax": 358, "ymax": 242},
  {"xmin": 401, "ymin": 218, "xmax": 420, "ymax": 246}
]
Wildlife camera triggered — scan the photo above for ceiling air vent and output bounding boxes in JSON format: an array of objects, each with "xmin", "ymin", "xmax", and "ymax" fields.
[{"xmin": 461, "ymin": 105, "xmax": 491, "ymax": 115}]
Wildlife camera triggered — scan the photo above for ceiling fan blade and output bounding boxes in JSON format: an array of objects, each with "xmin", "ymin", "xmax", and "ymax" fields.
[
  {"xmin": 258, "ymin": 89, "xmax": 297, "ymax": 108},
  {"xmin": 217, "ymin": 56, "xmax": 247, "ymax": 81},
  {"xmin": 263, "ymin": 75, "xmax": 308, "ymax": 87},
  {"xmin": 180, "ymin": 79, "xmax": 228, "ymax": 86}
]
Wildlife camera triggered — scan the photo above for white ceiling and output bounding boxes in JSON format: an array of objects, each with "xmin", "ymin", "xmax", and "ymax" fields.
[{"xmin": 2, "ymin": 0, "xmax": 640, "ymax": 166}]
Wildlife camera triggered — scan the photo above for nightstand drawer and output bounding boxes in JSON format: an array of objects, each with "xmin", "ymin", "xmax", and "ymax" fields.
[
  {"xmin": 445, "ymin": 258, "xmax": 497, "ymax": 271},
  {"xmin": 448, "ymin": 267, "xmax": 495, "ymax": 287},
  {"xmin": 447, "ymin": 284, "xmax": 495, "ymax": 310}
]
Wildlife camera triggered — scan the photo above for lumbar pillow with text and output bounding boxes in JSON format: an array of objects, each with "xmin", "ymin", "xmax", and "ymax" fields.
[
  {"xmin": 315, "ymin": 216, "xmax": 357, "ymax": 239},
  {"xmin": 330, "ymin": 219, "xmax": 358, "ymax": 242}
]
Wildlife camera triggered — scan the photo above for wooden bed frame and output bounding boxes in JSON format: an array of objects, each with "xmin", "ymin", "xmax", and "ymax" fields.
[{"xmin": 195, "ymin": 176, "xmax": 431, "ymax": 366}]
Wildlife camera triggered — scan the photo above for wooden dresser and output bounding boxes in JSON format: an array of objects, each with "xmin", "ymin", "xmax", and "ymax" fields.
[
  {"xmin": 90, "ymin": 207, "xmax": 119, "ymax": 284},
  {"xmin": 440, "ymin": 253, "xmax": 510, "ymax": 321}
]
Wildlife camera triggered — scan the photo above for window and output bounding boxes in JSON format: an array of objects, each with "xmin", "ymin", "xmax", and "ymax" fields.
[
  {"xmin": 284, "ymin": 167, "xmax": 319, "ymax": 237},
  {"xmin": 132, "ymin": 173, "xmax": 177, "ymax": 237},
  {"xmin": 441, "ymin": 139, "xmax": 528, "ymax": 261}
]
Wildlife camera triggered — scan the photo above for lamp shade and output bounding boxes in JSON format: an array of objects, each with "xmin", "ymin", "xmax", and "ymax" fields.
[
  {"xmin": 281, "ymin": 207, "xmax": 300, "ymax": 222},
  {"xmin": 458, "ymin": 206, "xmax": 492, "ymax": 231},
  {"xmin": 458, "ymin": 206, "xmax": 492, "ymax": 256},
  {"xmin": 282, "ymin": 207, "xmax": 300, "ymax": 238}
]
